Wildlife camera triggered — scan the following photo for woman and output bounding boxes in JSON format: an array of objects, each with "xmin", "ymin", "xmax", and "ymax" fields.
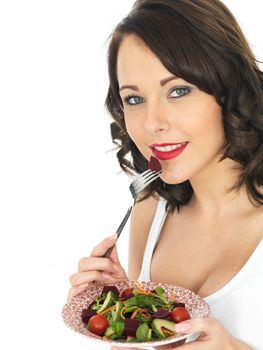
[{"xmin": 68, "ymin": 0, "xmax": 263, "ymax": 349}]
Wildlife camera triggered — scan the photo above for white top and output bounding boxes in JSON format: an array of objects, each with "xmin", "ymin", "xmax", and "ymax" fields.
[{"xmin": 138, "ymin": 198, "xmax": 263, "ymax": 349}]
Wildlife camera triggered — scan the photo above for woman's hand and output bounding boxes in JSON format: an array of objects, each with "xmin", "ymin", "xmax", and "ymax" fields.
[
  {"xmin": 68, "ymin": 234, "xmax": 129, "ymax": 300},
  {"xmin": 157, "ymin": 318, "xmax": 253, "ymax": 350},
  {"xmin": 110, "ymin": 318, "xmax": 253, "ymax": 350}
]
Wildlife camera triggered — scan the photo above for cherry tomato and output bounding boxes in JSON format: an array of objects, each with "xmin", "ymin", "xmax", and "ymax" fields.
[
  {"xmin": 88, "ymin": 314, "xmax": 109, "ymax": 336},
  {"xmin": 170, "ymin": 307, "xmax": 191, "ymax": 323},
  {"xmin": 121, "ymin": 288, "xmax": 134, "ymax": 298}
]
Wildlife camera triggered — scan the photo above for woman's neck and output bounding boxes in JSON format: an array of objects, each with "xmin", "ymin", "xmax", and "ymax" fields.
[{"xmin": 189, "ymin": 157, "xmax": 253, "ymax": 218}]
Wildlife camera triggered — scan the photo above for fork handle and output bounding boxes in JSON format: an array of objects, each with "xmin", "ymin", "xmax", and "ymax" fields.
[{"xmin": 103, "ymin": 205, "xmax": 132, "ymax": 258}]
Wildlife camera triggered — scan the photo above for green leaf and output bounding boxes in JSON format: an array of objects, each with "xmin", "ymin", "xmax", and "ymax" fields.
[
  {"xmin": 110, "ymin": 320, "xmax": 125, "ymax": 337},
  {"xmin": 127, "ymin": 337, "xmax": 141, "ymax": 343},
  {"xmin": 147, "ymin": 328, "xmax": 152, "ymax": 341},
  {"xmin": 155, "ymin": 286, "xmax": 165, "ymax": 296},
  {"xmin": 108, "ymin": 334, "xmax": 119, "ymax": 340},
  {"xmin": 124, "ymin": 295, "xmax": 165, "ymax": 309},
  {"xmin": 136, "ymin": 323, "xmax": 150, "ymax": 342},
  {"xmin": 152, "ymin": 305, "xmax": 158, "ymax": 312},
  {"xmin": 97, "ymin": 291, "xmax": 116, "ymax": 313},
  {"xmin": 113, "ymin": 301, "xmax": 123, "ymax": 321},
  {"xmin": 124, "ymin": 306, "xmax": 138, "ymax": 313}
]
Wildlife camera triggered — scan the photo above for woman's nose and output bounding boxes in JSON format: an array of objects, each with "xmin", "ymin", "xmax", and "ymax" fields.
[{"xmin": 143, "ymin": 101, "xmax": 170, "ymax": 134}]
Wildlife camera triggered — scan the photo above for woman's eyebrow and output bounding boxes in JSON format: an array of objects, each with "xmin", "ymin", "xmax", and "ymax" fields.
[
  {"xmin": 119, "ymin": 84, "xmax": 139, "ymax": 92},
  {"xmin": 119, "ymin": 75, "xmax": 179, "ymax": 92},
  {"xmin": 160, "ymin": 75, "xmax": 179, "ymax": 86}
]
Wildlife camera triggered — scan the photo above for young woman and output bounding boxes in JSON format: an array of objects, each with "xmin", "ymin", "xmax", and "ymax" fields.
[{"xmin": 68, "ymin": 1, "xmax": 263, "ymax": 348}]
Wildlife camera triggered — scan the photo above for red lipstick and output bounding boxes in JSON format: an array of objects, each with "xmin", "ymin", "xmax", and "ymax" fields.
[{"xmin": 150, "ymin": 142, "xmax": 188, "ymax": 161}]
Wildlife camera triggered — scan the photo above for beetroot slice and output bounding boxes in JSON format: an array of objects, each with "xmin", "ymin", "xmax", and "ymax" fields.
[
  {"xmin": 123, "ymin": 319, "xmax": 140, "ymax": 336},
  {"xmin": 101, "ymin": 285, "xmax": 119, "ymax": 296},
  {"xmin": 81, "ymin": 308, "xmax": 97, "ymax": 324},
  {"xmin": 152, "ymin": 309, "xmax": 171, "ymax": 319},
  {"xmin": 148, "ymin": 156, "xmax": 162, "ymax": 172},
  {"xmin": 121, "ymin": 293, "xmax": 134, "ymax": 301}
]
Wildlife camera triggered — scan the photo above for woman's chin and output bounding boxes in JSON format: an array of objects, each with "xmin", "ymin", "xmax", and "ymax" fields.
[{"xmin": 160, "ymin": 170, "xmax": 187, "ymax": 185}]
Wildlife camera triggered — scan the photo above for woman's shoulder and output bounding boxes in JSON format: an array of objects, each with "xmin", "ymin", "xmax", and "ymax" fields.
[{"xmin": 128, "ymin": 195, "xmax": 160, "ymax": 280}]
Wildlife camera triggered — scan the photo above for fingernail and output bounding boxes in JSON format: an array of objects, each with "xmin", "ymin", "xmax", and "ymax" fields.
[{"xmin": 175, "ymin": 321, "xmax": 191, "ymax": 333}]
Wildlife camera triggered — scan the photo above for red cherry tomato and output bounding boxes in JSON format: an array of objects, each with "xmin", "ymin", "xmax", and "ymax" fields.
[
  {"xmin": 121, "ymin": 288, "xmax": 134, "ymax": 298},
  {"xmin": 88, "ymin": 314, "xmax": 109, "ymax": 336},
  {"xmin": 170, "ymin": 307, "xmax": 191, "ymax": 323}
]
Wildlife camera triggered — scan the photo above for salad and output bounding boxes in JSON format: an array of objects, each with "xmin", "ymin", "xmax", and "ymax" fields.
[{"xmin": 81, "ymin": 282, "xmax": 191, "ymax": 343}]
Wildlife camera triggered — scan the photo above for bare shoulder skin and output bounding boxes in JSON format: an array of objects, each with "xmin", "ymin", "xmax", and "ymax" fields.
[{"xmin": 128, "ymin": 195, "xmax": 159, "ymax": 280}]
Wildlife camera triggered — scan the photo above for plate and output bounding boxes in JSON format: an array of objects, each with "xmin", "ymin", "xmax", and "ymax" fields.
[{"xmin": 62, "ymin": 281, "xmax": 210, "ymax": 349}]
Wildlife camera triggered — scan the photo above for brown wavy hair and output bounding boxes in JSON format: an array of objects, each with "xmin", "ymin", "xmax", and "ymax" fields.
[{"xmin": 105, "ymin": 0, "xmax": 263, "ymax": 212}]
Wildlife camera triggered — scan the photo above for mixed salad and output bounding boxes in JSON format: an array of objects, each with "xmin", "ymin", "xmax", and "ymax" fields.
[{"xmin": 81, "ymin": 283, "xmax": 191, "ymax": 343}]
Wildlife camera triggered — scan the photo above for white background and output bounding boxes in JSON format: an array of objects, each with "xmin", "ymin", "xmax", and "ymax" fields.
[{"xmin": 0, "ymin": 1, "xmax": 262, "ymax": 349}]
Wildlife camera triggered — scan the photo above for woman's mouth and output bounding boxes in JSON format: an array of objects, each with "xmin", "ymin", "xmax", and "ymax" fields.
[{"xmin": 150, "ymin": 142, "xmax": 188, "ymax": 161}]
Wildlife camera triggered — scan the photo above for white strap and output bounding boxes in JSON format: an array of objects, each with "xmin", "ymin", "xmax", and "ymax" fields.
[{"xmin": 139, "ymin": 198, "xmax": 168, "ymax": 280}]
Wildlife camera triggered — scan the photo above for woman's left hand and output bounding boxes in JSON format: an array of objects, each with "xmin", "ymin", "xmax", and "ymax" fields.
[
  {"xmin": 167, "ymin": 317, "xmax": 252, "ymax": 349},
  {"xmin": 111, "ymin": 318, "xmax": 253, "ymax": 350}
]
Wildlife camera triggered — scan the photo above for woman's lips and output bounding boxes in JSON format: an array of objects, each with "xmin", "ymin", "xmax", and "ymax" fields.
[{"xmin": 150, "ymin": 142, "xmax": 188, "ymax": 161}]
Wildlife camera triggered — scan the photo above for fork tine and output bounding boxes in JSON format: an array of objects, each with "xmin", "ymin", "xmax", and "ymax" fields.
[
  {"xmin": 128, "ymin": 169, "xmax": 151, "ymax": 192},
  {"xmin": 133, "ymin": 170, "xmax": 162, "ymax": 196},
  {"xmin": 132, "ymin": 170, "xmax": 158, "ymax": 189},
  {"xmin": 133, "ymin": 170, "xmax": 161, "ymax": 191},
  {"xmin": 130, "ymin": 169, "xmax": 151, "ymax": 183}
]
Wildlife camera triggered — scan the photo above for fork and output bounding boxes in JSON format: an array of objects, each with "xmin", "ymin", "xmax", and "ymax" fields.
[{"xmin": 103, "ymin": 168, "xmax": 162, "ymax": 257}]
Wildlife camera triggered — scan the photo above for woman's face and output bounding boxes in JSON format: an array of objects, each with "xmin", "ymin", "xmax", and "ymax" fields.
[{"xmin": 117, "ymin": 35, "xmax": 225, "ymax": 184}]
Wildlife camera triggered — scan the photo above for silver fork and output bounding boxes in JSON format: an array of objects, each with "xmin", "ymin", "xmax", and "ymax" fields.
[{"xmin": 103, "ymin": 168, "xmax": 162, "ymax": 257}]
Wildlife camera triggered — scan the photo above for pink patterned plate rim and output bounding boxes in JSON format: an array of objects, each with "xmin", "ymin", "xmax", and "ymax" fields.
[{"xmin": 62, "ymin": 281, "xmax": 210, "ymax": 348}]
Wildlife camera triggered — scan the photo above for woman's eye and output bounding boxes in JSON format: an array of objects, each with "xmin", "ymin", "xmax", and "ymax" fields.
[
  {"xmin": 122, "ymin": 87, "xmax": 190, "ymax": 106},
  {"xmin": 169, "ymin": 87, "xmax": 191, "ymax": 98},
  {"xmin": 123, "ymin": 95, "xmax": 144, "ymax": 106}
]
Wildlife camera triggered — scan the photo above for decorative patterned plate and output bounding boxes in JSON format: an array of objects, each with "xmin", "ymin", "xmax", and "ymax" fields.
[{"xmin": 62, "ymin": 281, "xmax": 210, "ymax": 349}]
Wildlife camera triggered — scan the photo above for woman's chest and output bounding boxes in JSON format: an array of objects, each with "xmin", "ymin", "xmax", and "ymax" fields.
[{"xmin": 150, "ymin": 210, "xmax": 263, "ymax": 298}]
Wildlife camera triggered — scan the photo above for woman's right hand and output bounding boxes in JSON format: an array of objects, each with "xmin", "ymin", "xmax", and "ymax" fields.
[{"xmin": 68, "ymin": 234, "xmax": 129, "ymax": 301}]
